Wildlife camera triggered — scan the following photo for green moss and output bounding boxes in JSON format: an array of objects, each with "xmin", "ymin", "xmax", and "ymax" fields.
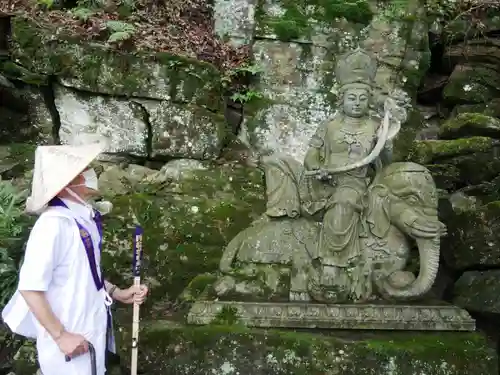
[
  {"xmin": 10, "ymin": 16, "xmax": 224, "ymax": 111},
  {"xmin": 101, "ymin": 163, "xmax": 265, "ymax": 318},
  {"xmin": 212, "ymin": 306, "xmax": 241, "ymax": 325},
  {"xmin": 179, "ymin": 273, "xmax": 218, "ymax": 302},
  {"xmin": 443, "ymin": 65, "xmax": 500, "ymax": 105},
  {"xmin": 257, "ymin": 0, "xmax": 373, "ymax": 42},
  {"xmin": 453, "ymin": 99, "xmax": 500, "ymax": 119},
  {"xmin": 425, "ymin": 164, "xmax": 461, "ymax": 191},
  {"xmin": 0, "ymin": 61, "xmax": 47, "ymax": 85},
  {"xmin": 439, "ymin": 113, "xmax": 500, "ymax": 140},
  {"xmin": 115, "ymin": 322, "xmax": 497, "ymax": 374},
  {"xmin": 406, "ymin": 136, "xmax": 497, "ymax": 164},
  {"xmin": 392, "ymin": 108, "xmax": 426, "ymax": 161}
]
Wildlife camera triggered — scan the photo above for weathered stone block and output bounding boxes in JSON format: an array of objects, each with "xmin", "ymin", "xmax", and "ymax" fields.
[
  {"xmin": 441, "ymin": 201, "xmax": 500, "ymax": 270},
  {"xmin": 254, "ymin": 0, "xmax": 371, "ymax": 44},
  {"xmin": 443, "ymin": 64, "xmax": 500, "ymax": 104},
  {"xmin": 454, "ymin": 270, "xmax": 500, "ymax": 315},
  {"xmin": 452, "ymin": 99, "xmax": 500, "ymax": 118},
  {"xmin": 241, "ymin": 103, "xmax": 333, "ymax": 161},
  {"xmin": 0, "ymin": 84, "xmax": 53, "ymax": 144},
  {"xmin": 214, "ymin": 0, "xmax": 257, "ymax": 43},
  {"xmin": 139, "ymin": 100, "xmax": 228, "ymax": 160},
  {"xmin": 407, "ymin": 137, "xmax": 499, "ymax": 165},
  {"xmin": 252, "ymin": 40, "xmax": 335, "ymax": 110},
  {"xmin": 10, "ymin": 16, "xmax": 224, "ymax": 110},
  {"xmin": 55, "ymin": 85, "xmax": 148, "ymax": 156},
  {"xmin": 440, "ymin": 113, "xmax": 500, "ymax": 140}
]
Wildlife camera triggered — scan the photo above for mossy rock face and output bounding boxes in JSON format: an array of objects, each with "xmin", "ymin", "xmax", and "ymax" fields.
[
  {"xmin": 0, "ymin": 143, "xmax": 36, "ymax": 180},
  {"xmin": 0, "ymin": 326, "xmax": 33, "ymax": 375},
  {"xmin": 0, "ymin": 83, "xmax": 53, "ymax": 144},
  {"xmin": 426, "ymin": 146, "xmax": 500, "ymax": 191},
  {"xmin": 10, "ymin": 16, "xmax": 224, "ymax": 111},
  {"xmin": 443, "ymin": 64, "xmax": 500, "ymax": 105},
  {"xmin": 392, "ymin": 108, "xmax": 426, "ymax": 161},
  {"xmin": 439, "ymin": 113, "xmax": 500, "ymax": 140},
  {"xmin": 100, "ymin": 162, "xmax": 265, "ymax": 318},
  {"xmin": 255, "ymin": 0, "xmax": 373, "ymax": 42},
  {"xmin": 115, "ymin": 322, "xmax": 497, "ymax": 374},
  {"xmin": 454, "ymin": 269, "xmax": 500, "ymax": 315},
  {"xmin": 452, "ymin": 99, "xmax": 500, "ymax": 119},
  {"xmin": 406, "ymin": 137, "xmax": 499, "ymax": 164},
  {"xmin": 441, "ymin": 200, "xmax": 500, "ymax": 270}
]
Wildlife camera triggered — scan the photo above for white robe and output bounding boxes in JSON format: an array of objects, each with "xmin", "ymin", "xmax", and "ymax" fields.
[{"xmin": 2, "ymin": 199, "xmax": 111, "ymax": 375}]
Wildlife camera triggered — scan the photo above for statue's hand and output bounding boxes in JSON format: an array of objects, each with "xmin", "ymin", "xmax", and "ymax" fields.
[
  {"xmin": 304, "ymin": 160, "xmax": 320, "ymax": 171},
  {"xmin": 316, "ymin": 169, "xmax": 332, "ymax": 181}
]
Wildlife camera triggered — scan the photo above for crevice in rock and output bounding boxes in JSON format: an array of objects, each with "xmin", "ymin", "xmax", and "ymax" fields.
[
  {"xmin": 0, "ymin": 12, "xmax": 12, "ymax": 59},
  {"xmin": 130, "ymin": 100, "xmax": 153, "ymax": 160},
  {"xmin": 253, "ymin": 35, "xmax": 315, "ymax": 46},
  {"xmin": 54, "ymin": 81, "xmax": 222, "ymax": 113},
  {"xmin": 416, "ymin": 32, "xmax": 447, "ymax": 107},
  {"xmin": 41, "ymin": 76, "xmax": 62, "ymax": 144}
]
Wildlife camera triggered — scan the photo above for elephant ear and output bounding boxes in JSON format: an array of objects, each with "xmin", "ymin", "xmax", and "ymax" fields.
[{"xmin": 366, "ymin": 184, "xmax": 391, "ymax": 238}]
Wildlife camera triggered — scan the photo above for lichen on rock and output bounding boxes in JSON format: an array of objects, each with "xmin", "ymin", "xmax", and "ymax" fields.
[
  {"xmin": 439, "ymin": 113, "xmax": 500, "ymax": 140},
  {"xmin": 114, "ymin": 323, "xmax": 498, "ymax": 375},
  {"xmin": 99, "ymin": 162, "xmax": 265, "ymax": 316},
  {"xmin": 10, "ymin": 16, "xmax": 225, "ymax": 111}
]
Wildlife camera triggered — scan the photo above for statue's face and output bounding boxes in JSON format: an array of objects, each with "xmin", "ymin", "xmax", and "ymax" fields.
[{"xmin": 343, "ymin": 88, "xmax": 369, "ymax": 118}]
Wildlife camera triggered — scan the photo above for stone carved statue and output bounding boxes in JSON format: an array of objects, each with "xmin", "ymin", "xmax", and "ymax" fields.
[{"xmin": 213, "ymin": 49, "xmax": 446, "ymax": 305}]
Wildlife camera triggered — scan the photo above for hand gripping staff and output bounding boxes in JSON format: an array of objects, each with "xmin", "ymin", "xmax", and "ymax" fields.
[
  {"xmin": 131, "ymin": 225, "xmax": 144, "ymax": 375},
  {"xmin": 64, "ymin": 342, "xmax": 97, "ymax": 375}
]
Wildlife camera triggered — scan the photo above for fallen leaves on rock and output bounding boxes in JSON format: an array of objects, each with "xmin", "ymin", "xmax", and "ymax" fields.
[{"xmin": 1, "ymin": 0, "xmax": 250, "ymax": 72}]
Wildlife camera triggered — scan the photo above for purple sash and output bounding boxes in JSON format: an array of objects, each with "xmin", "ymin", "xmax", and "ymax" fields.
[
  {"xmin": 48, "ymin": 197, "xmax": 103, "ymax": 291},
  {"xmin": 48, "ymin": 197, "xmax": 116, "ymax": 353}
]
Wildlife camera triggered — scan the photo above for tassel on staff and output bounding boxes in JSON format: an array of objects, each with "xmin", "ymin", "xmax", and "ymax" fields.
[{"xmin": 131, "ymin": 225, "xmax": 144, "ymax": 375}]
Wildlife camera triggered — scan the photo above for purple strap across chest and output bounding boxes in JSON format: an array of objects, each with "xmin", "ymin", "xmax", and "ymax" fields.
[{"xmin": 48, "ymin": 197, "xmax": 104, "ymax": 291}]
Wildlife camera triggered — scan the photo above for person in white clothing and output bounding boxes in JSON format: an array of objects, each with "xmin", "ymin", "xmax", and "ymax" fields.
[{"xmin": 1, "ymin": 142, "xmax": 149, "ymax": 375}]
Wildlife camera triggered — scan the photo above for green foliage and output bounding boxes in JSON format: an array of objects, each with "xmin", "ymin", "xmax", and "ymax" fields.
[
  {"xmin": 230, "ymin": 90, "xmax": 263, "ymax": 104},
  {"xmin": 222, "ymin": 63, "xmax": 265, "ymax": 104},
  {"xmin": 259, "ymin": 0, "xmax": 373, "ymax": 42},
  {"xmin": 71, "ymin": 7, "xmax": 96, "ymax": 22},
  {"xmin": 0, "ymin": 181, "xmax": 32, "ymax": 309},
  {"xmin": 76, "ymin": 0, "xmax": 106, "ymax": 8},
  {"xmin": 105, "ymin": 20, "xmax": 136, "ymax": 43},
  {"xmin": 36, "ymin": 0, "xmax": 54, "ymax": 9}
]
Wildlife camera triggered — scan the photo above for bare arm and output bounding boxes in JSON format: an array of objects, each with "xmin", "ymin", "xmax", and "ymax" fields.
[
  {"xmin": 19, "ymin": 290, "xmax": 64, "ymax": 340},
  {"xmin": 104, "ymin": 279, "xmax": 122, "ymax": 298}
]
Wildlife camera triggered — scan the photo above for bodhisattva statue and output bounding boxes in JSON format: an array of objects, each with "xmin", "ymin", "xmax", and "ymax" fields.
[{"xmin": 214, "ymin": 49, "xmax": 446, "ymax": 304}]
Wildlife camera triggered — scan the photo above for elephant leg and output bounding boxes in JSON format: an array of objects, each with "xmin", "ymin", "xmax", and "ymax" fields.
[{"xmin": 290, "ymin": 243, "xmax": 312, "ymax": 302}]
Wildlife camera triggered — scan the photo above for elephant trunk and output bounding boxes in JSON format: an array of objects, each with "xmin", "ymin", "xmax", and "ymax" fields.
[{"xmin": 378, "ymin": 236, "xmax": 440, "ymax": 300}]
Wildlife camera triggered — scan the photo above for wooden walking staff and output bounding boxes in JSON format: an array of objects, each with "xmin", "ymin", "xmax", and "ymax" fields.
[{"xmin": 131, "ymin": 225, "xmax": 144, "ymax": 375}]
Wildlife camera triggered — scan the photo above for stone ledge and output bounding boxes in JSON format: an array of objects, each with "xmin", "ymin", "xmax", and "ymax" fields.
[
  {"xmin": 114, "ymin": 322, "xmax": 496, "ymax": 375},
  {"xmin": 187, "ymin": 301, "xmax": 476, "ymax": 331}
]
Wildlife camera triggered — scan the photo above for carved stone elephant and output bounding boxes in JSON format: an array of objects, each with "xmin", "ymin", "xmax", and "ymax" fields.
[{"xmin": 214, "ymin": 162, "xmax": 446, "ymax": 303}]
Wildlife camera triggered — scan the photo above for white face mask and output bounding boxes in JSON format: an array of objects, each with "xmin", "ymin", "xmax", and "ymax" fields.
[{"xmin": 82, "ymin": 168, "xmax": 99, "ymax": 191}]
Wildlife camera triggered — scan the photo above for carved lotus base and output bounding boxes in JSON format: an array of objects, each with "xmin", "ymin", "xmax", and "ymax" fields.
[{"xmin": 187, "ymin": 301, "xmax": 475, "ymax": 331}]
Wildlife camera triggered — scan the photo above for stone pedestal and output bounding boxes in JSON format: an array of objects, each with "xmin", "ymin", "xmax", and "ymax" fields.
[{"xmin": 187, "ymin": 301, "xmax": 476, "ymax": 331}]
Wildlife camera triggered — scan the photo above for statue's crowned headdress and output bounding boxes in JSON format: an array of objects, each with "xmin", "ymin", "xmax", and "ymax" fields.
[{"xmin": 335, "ymin": 48, "xmax": 377, "ymax": 91}]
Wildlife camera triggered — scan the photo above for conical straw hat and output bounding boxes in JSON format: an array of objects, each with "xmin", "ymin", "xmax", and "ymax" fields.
[{"xmin": 25, "ymin": 142, "xmax": 106, "ymax": 214}]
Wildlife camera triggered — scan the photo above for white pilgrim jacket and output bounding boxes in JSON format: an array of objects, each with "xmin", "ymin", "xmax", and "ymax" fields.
[{"xmin": 2, "ymin": 199, "xmax": 113, "ymax": 375}]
